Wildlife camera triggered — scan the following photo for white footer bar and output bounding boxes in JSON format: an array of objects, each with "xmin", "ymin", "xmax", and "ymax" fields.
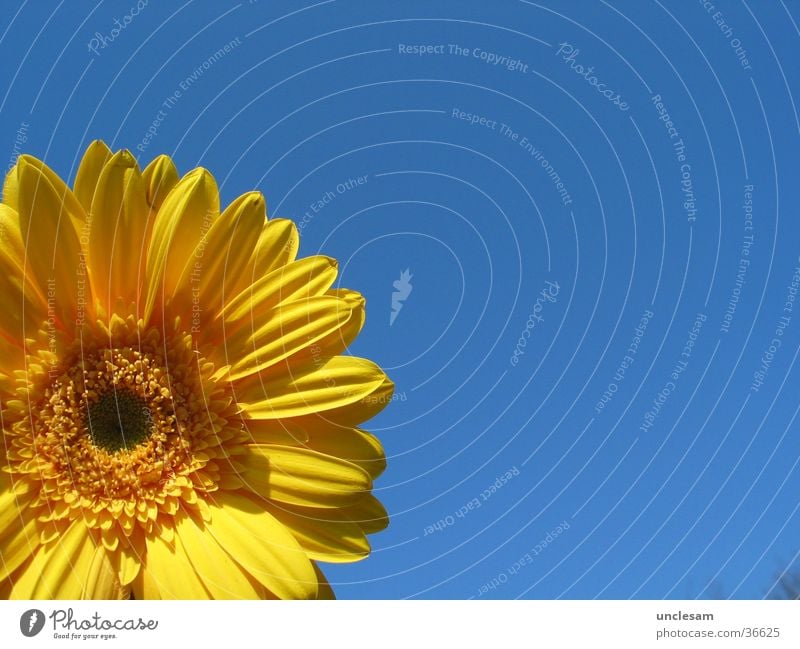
[{"xmin": 1, "ymin": 600, "xmax": 797, "ymax": 648}]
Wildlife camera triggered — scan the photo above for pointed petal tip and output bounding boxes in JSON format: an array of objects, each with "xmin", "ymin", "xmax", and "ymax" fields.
[
  {"xmin": 179, "ymin": 167, "xmax": 219, "ymax": 197},
  {"xmin": 14, "ymin": 154, "xmax": 34, "ymax": 170},
  {"xmin": 269, "ymin": 217, "xmax": 296, "ymax": 229},
  {"xmin": 184, "ymin": 166, "xmax": 213, "ymax": 181},
  {"xmin": 233, "ymin": 191, "xmax": 266, "ymax": 218},
  {"xmin": 108, "ymin": 148, "xmax": 138, "ymax": 168},
  {"xmin": 147, "ymin": 153, "xmax": 175, "ymax": 168},
  {"xmin": 244, "ymin": 190, "xmax": 266, "ymax": 209}
]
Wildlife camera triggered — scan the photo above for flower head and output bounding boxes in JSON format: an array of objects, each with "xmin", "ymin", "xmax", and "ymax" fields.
[{"xmin": 0, "ymin": 142, "xmax": 391, "ymax": 599}]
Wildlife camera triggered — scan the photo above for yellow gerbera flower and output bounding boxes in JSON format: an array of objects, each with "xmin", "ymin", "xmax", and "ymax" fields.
[{"xmin": 0, "ymin": 141, "xmax": 392, "ymax": 599}]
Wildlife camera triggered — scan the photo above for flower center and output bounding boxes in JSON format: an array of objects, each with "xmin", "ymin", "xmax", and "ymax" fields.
[
  {"xmin": 86, "ymin": 389, "xmax": 154, "ymax": 453},
  {"xmin": 3, "ymin": 316, "xmax": 246, "ymax": 537}
]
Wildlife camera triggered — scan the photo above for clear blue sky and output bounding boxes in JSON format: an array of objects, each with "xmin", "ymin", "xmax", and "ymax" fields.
[{"xmin": 1, "ymin": 0, "xmax": 799, "ymax": 599}]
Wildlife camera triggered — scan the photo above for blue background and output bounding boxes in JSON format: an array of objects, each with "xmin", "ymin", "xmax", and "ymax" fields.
[{"xmin": 1, "ymin": 0, "xmax": 799, "ymax": 599}]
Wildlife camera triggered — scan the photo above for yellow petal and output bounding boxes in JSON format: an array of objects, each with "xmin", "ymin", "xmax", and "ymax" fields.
[
  {"xmin": 341, "ymin": 494, "xmax": 389, "ymax": 535},
  {"xmin": 144, "ymin": 168, "xmax": 219, "ymax": 322},
  {"xmin": 73, "ymin": 140, "xmax": 113, "ymax": 212},
  {"xmin": 205, "ymin": 491, "xmax": 317, "ymax": 599},
  {"xmin": 116, "ymin": 541, "xmax": 142, "ymax": 586},
  {"xmin": 131, "ymin": 566, "xmax": 162, "ymax": 600},
  {"xmin": 175, "ymin": 513, "xmax": 263, "ymax": 599},
  {"xmin": 238, "ymin": 356, "xmax": 390, "ymax": 419},
  {"xmin": 228, "ymin": 218, "xmax": 298, "ymax": 298},
  {"xmin": 143, "ymin": 532, "xmax": 211, "ymax": 598},
  {"xmin": 313, "ymin": 562, "xmax": 336, "ymax": 599},
  {"xmin": 286, "ymin": 373, "xmax": 394, "ymax": 430},
  {"xmin": 0, "ymin": 487, "xmax": 27, "ymax": 536},
  {"xmin": 10, "ymin": 154, "xmax": 88, "ymax": 240},
  {"xmin": 241, "ymin": 419, "xmax": 309, "ymax": 445},
  {"xmin": 221, "ymin": 256, "xmax": 338, "ymax": 330},
  {"xmin": 305, "ymin": 427, "xmax": 386, "ymax": 479},
  {"xmin": 246, "ymin": 425, "xmax": 386, "ymax": 480},
  {"xmin": 266, "ymin": 503, "xmax": 370, "ymax": 563},
  {"xmin": 300, "ymin": 289, "xmax": 366, "ymax": 357},
  {"xmin": 141, "ymin": 154, "xmax": 179, "ymax": 210},
  {"xmin": 192, "ymin": 192, "xmax": 266, "ymax": 318},
  {"xmin": 16, "ymin": 157, "xmax": 91, "ymax": 327},
  {"xmin": 89, "ymin": 150, "xmax": 150, "ymax": 313},
  {"xmin": 255, "ymin": 217, "xmax": 298, "ymax": 272},
  {"xmin": 257, "ymin": 289, "xmax": 366, "ymax": 379},
  {"xmin": 0, "ymin": 203, "xmax": 25, "ymax": 267},
  {"xmin": 8, "ymin": 520, "xmax": 96, "ymax": 599},
  {"xmin": 0, "ymin": 210, "xmax": 45, "ymax": 343},
  {"xmin": 84, "ymin": 545, "xmax": 126, "ymax": 599},
  {"xmin": 2, "ymin": 164, "xmax": 18, "ymax": 208},
  {"xmin": 0, "ymin": 501, "xmax": 39, "ymax": 581},
  {"xmin": 222, "ymin": 296, "xmax": 361, "ymax": 382},
  {"xmin": 243, "ymin": 445, "xmax": 371, "ymax": 508}
]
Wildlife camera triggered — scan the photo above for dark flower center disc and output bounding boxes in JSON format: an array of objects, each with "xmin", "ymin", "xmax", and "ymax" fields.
[{"xmin": 86, "ymin": 389, "xmax": 153, "ymax": 453}]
